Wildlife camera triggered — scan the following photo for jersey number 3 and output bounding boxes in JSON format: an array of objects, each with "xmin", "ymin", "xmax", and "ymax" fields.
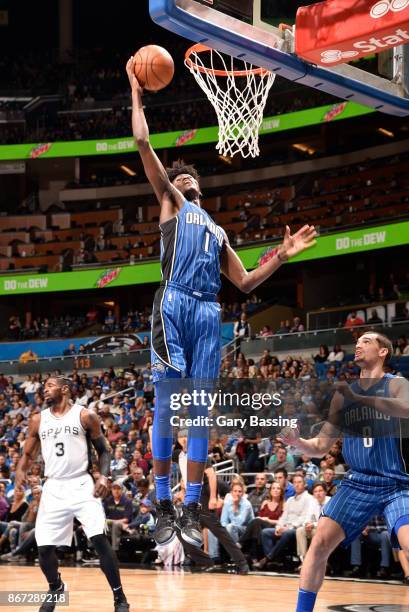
[{"xmin": 55, "ymin": 442, "xmax": 65, "ymax": 456}]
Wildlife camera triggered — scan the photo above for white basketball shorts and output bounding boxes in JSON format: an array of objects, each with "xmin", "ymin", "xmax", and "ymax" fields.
[{"xmin": 35, "ymin": 473, "xmax": 106, "ymax": 546}]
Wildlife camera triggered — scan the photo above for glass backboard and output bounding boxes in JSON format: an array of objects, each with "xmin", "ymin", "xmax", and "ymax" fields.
[{"xmin": 149, "ymin": 0, "xmax": 409, "ymax": 115}]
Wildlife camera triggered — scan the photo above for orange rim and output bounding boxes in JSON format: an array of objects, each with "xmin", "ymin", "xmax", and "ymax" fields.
[{"xmin": 185, "ymin": 43, "xmax": 270, "ymax": 77}]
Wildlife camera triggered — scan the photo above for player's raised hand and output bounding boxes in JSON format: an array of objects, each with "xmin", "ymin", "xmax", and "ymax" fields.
[
  {"xmin": 282, "ymin": 224, "xmax": 317, "ymax": 259},
  {"xmin": 94, "ymin": 475, "xmax": 109, "ymax": 498},
  {"xmin": 277, "ymin": 424, "xmax": 301, "ymax": 448},
  {"xmin": 126, "ymin": 56, "xmax": 143, "ymax": 96}
]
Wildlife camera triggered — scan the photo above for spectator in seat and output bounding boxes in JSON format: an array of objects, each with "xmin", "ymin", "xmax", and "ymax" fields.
[
  {"xmin": 255, "ymin": 475, "xmax": 313, "ymax": 569},
  {"xmin": 104, "ymin": 481, "xmax": 133, "ymax": 552},
  {"xmin": 296, "ymin": 482, "xmax": 330, "ymax": 566},
  {"xmin": 274, "ymin": 468, "xmax": 295, "ymax": 501},
  {"xmin": 234, "ymin": 312, "xmax": 251, "ymax": 357},
  {"xmin": 63, "ymin": 343, "xmax": 77, "ymax": 356},
  {"xmin": 133, "ymin": 478, "xmax": 155, "ymax": 511},
  {"xmin": 340, "ymin": 360, "xmax": 360, "ymax": 377},
  {"xmin": 107, "ymin": 423, "xmax": 126, "ymax": 447},
  {"xmin": 350, "ymin": 515, "xmax": 392, "ymax": 578},
  {"xmin": 123, "ymin": 466, "xmax": 145, "ymax": 497},
  {"xmin": 126, "ymin": 498, "xmax": 155, "ymax": 534},
  {"xmin": 324, "ymin": 451, "xmax": 345, "ymax": 475},
  {"xmin": 10, "ymin": 485, "xmax": 42, "ymax": 549},
  {"xmin": 390, "ymin": 284, "xmax": 401, "ymax": 300},
  {"xmin": 0, "ymin": 455, "xmax": 10, "ymax": 479},
  {"xmin": 8, "ymin": 316, "xmax": 21, "ymax": 340},
  {"xmin": 320, "ymin": 467, "xmax": 338, "ymax": 496},
  {"xmin": 395, "ymin": 336, "xmax": 409, "ymax": 356},
  {"xmin": 344, "ymin": 311, "xmax": 365, "ymax": 328},
  {"xmin": 103, "ymin": 310, "xmax": 116, "ymax": 333},
  {"xmin": 313, "ymin": 345, "xmax": 329, "ymax": 364},
  {"xmin": 0, "ymin": 486, "xmax": 28, "ymax": 552},
  {"xmin": 247, "ymin": 473, "xmax": 269, "ymax": 515},
  {"xmin": 240, "ymin": 482, "xmax": 284, "ymax": 565},
  {"xmin": 132, "ymin": 450, "xmax": 149, "ymax": 476},
  {"xmin": 221, "ymin": 482, "xmax": 254, "ymax": 543},
  {"xmin": 208, "ymin": 436, "xmax": 225, "ymax": 464},
  {"xmin": 367, "ymin": 309, "xmax": 383, "ymax": 325},
  {"xmin": 40, "ymin": 318, "xmax": 50, "ymax": 338},
  {"xmin": 268, "ymin": 446, "xmax": 295, "ymax": 473},
  {"xmin": 289, "ymin": 317, "xmax": 304, "ymax": 333},
  {"xmin": 19, "ymin": 350, "xmax": 38, "ymax": 364},
  {"xmin": 328, "ymin": 344, "xmax": 344, "ymax": 362},
  {"xmin": 259, "ymin": 325, "xmax": 273, "ymax": 337},
  {"xmin": 110, "ymin": 447, "xmax": 128, "ymax": 480},
  {"xmin": 276, "ymin": 320, "xmax": 290, "ymax": 334},
  {"xmin": 0, "ymin": 482, "xmax": 9, "ymax": 520},
  {"xmin": 296, "ymin": 454, "xmax": 320, "ymax": 482}
]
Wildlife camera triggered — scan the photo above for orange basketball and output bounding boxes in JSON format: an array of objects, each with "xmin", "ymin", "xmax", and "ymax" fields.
[{"xmin": 133, "ymin": 45, "xmax": 175, "ymax": 92}]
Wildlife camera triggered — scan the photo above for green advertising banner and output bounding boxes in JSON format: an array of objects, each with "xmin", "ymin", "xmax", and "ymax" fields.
[
  {"xmin": 241, "ymin": 220, "xmax": 409, "ymax": 268},
  {"xmin": 0, "ymin": 221, "xmax": 407, "ymax": 296},
  {"xmin": 0, "ymin": 102, "xmax": 374, "ymax": 161}
]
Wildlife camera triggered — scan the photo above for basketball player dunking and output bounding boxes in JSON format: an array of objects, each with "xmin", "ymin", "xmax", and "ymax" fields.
[
  {"xmin": 14, "ymin": 377, "xmax": 130, "ymax": 612},
  {"xmin": 280, "ymin": 332, "xmax": 409, "ymax": 612},
  {"xmin": 126, "ymin": 56, "xmax": 317, "ymax": 548}
]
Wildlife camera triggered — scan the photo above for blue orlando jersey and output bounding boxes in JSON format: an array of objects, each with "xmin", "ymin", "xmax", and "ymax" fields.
[
  {"xmin": 159, "ymin": 200, "xmax": 224, "ymax": 295},
  {"xmin": 342, "ymin": 374, "xmax": 409, "ymax": 483}
]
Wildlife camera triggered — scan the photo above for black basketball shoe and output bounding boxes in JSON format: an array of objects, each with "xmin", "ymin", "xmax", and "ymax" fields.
[
  {"xmin": 177, "ymin": 502, "xmax": 203, "ymax": 547},
  {"xmin": 114, "ymin": 600, "xmax": 130, "ymax": 612},
  {"xmin": 154, "ymin": 499, "xmax": 177, "ymax": 545},
  {"xmin": 38, "ymin": 574, "xmax": 66, "ymax": 612}
]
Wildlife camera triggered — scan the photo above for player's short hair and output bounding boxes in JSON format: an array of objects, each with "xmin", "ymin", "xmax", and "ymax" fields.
[
  {"xmin": 53, "ymin": 376, "xmax": 73, "ymax": 393},
  {"xmin": 274, "ymin": 467, "xmax": 288, "ymax": 479},
  {"xmin": 167, "ymin": 161, "xmax": 200, "ymax": 183},
  {"xmin": 372, "ymin": 332, "xmax": 393, "ymax": 362}
]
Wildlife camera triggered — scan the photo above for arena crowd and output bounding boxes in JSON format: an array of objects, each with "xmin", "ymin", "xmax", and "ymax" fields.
[{"xmin": 0, "ymin": 349, "xmax": 408, "ymax": 580}]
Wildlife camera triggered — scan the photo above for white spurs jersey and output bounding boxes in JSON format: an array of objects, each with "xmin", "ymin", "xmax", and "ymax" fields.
[{"xmin": 39, "ymin": 403, "xmax": 90, "ymax": 479}]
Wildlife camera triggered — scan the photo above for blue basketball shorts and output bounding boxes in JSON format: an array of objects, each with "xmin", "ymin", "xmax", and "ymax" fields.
[
  {"xmin": 150, "ymin": 282, "xmax": 222, "ymax": 382},
  {"xmin": 322, "ymin": 471, "xmax": 409, "ymax": 547}
]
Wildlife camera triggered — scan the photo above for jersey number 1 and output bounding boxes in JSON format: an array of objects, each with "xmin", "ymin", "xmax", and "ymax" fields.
[
  {"xmin": 204, "ymin": 232, "xmax": 210, "ymax": 253},
  {"xmin": 55, "ymin": 442, "xmax": 65, "ymax": 456}
]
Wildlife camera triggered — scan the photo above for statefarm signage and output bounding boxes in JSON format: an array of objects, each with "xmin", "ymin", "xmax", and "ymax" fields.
[{"xmin": 296, "ymin": 0, "xmax": 409, "ymax": 66}]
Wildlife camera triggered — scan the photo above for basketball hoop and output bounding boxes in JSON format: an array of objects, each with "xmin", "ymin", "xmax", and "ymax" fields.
[{"xmin": 185, "ymin": 44, "xmax": 275, "ymax": 158}]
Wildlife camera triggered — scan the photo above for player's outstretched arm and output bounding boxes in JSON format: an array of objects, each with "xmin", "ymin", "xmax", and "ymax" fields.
[
  {"xmin": 221, "ymin": 225, "xmax": 317, "ymax": 293},
  {"xmin": 277, "ymin": 421, "xmax": 338, "ymax": 458},
  {"xmin": 125, "ymin": 57, "xmax": 183, "ymax": 215},
  {"xmin": 81, "ymin": 410, "xmax": 111, "ymax": 498},
  {"xmin": 15, "ymin": 414, "xmax": 41, "ymax": 488}
]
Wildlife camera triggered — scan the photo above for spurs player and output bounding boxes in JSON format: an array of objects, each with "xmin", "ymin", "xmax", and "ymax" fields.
[{"xmin": 15, "ymin": 376, "xmax": 130, "ymax": 612}]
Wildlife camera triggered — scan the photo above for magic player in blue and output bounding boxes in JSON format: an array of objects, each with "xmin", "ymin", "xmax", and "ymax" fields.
[
  {"xmin": 126, "ymin": 57, "xmax": 317, "ymax": 548},
  {"xmin": 280, "ymin": 332, "xmax": 409, "ymax": 612}
]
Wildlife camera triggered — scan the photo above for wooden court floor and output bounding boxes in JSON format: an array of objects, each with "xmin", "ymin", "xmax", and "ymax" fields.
[{"xmin": 1, "ymin": 565, "xmax": 409, "ymax": 611}]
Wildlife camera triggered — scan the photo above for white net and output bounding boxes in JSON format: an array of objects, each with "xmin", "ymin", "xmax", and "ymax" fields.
[{"xmin": 185, "ymin": 46, "xmax": 275, "ymax": 159}]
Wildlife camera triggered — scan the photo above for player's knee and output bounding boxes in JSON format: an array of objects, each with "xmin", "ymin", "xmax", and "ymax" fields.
[
  {"xmin": 308, "ymin": 532, "xmax": 334, "ymax": 557},
  {"xmin": 38, "ymin": 545, "xmax": 57, "ymax": 561}
]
